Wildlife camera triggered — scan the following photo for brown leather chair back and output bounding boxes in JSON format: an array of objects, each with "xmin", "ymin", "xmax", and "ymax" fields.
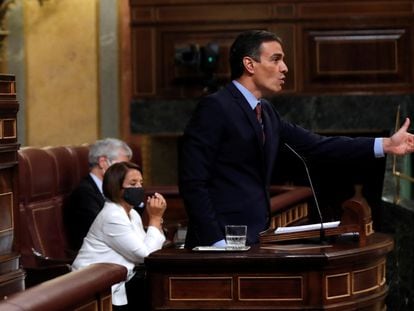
[
  {"xmin": 18, "ymin": 145, "xmax": 91, "ymax": 268},
  {"xmin": 67, "ymin": 144, "xmax": 90, "ymax": 183},
  {"xmin": 18, "ymin": 148, "xmax": 67, "ymax": 264},
  {"xmin": 45, "ymin": 146, "xmax": 79, "ymax": 197}
]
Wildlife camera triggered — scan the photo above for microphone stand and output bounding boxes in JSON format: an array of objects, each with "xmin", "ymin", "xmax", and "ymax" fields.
[{"xmin": 284, "ymin": 143, "xmax": 326, "ymax": 243}]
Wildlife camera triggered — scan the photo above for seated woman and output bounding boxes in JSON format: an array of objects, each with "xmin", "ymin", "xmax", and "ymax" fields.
[{"xmin": 72, "ymin": 161, "xmax": 167, "ymax": 311}]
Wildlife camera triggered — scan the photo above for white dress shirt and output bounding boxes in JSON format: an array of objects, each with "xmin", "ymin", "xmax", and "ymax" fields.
[{"xmin": 72, "ymin": 201, "xmax": 165, "ymax": 306}]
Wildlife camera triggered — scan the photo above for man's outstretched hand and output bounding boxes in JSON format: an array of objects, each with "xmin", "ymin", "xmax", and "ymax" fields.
[{"xmin": 383, "ymin": 117, "xmax": 414, "ymax": 155}]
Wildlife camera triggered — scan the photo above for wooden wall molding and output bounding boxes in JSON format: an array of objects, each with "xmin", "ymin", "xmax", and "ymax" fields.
[
  {"xmin": 130, "ymin": 0, "xmax": 414, "ymax": 97},
  {"xmin": 297, "ymin": 1, "xmax": 414, "ymax": 18},
  {"xmin": 131, "ymin": 4, "xmax": 297, "ymax": 24}
]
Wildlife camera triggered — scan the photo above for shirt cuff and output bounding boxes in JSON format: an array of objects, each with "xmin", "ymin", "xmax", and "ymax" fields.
[
  {"xmin": 212, "ymin": 239, "xmax": 227, "ymax": 247},
  {"xmin": 374, "ymin": 138, "xmax": 385, "ymax": 158},
  {"xmin": 147, "ymin": 226, "xmax": 166, "ymax": 243}
]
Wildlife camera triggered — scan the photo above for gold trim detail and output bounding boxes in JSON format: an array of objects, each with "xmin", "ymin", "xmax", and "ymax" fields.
[
  {"xmin": 1, "ymin": 118, "xmax": 17, "ymax": 139},
  {"xmin": 379, "ymin": 261, "xmax": 386, "ymax": 286},
  {"xmin": 326, "ymin": 261, "xmax": 387, "ymax": 300},
  {"xmin": 272, "ymin": 203, "xmax": 308, "ymax": 228},
  {"xmin": 365, "ymin": 221, "xmax": 374, "ymax": 236},
  {"xmin": 352, "ymin": 263, "xmax": 382, "ymax": 294},
  {"xmin": 326, "ymin": 272, "xmax": 351, "ymax": 300}
]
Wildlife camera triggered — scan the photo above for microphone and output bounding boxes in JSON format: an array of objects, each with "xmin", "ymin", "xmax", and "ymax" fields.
[{"xmin": 284, "ymin": 143, "xmax": 325, "ymax": 243}]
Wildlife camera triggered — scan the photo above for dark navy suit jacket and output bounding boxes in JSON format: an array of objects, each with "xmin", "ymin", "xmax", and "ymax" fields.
[
  {"xmin": 64, "ymin": 174, "xmax": 105, "ymax": 251},
  {"xmin": 178, "ymin": 83, "xmax": 375, "ymax": 248}
]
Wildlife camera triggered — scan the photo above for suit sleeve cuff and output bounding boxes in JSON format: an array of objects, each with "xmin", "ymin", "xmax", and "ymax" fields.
[{"xmin": 212, "ymin": 239, "xmax": 227, "ymax": 247}]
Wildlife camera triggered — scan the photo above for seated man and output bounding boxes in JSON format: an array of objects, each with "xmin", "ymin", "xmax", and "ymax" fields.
[{"xmin": 65, "ymin": 138, "xmax": 133, "ymax": 251}]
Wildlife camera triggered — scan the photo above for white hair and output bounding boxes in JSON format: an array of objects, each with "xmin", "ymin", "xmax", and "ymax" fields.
[{"xmin": 88, "ymin": 138, "xmax": 132, "ymax": 167}]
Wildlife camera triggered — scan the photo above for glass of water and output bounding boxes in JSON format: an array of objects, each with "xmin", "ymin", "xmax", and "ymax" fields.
[{"xmin": 225, "ymin": 225, "xmax": 247, "ymax": 248}]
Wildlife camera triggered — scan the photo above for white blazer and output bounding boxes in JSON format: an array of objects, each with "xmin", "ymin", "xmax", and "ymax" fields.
[{"xmin": 72, "ymin": 201, "xmax": 165, "ymax": 306}]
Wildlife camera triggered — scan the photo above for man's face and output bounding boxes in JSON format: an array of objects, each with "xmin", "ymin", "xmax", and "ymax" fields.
[{"xmin": 250, "ymin": 41, "xmax": 288, "ymax": 97}]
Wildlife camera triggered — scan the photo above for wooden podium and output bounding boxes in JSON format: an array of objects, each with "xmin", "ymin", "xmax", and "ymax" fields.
[
  {"xmin": 260, "ymin": 185, "xmax": 374, "ymax": 245},
  {"xmin": 146, "ymin": 232, "xmax": 393, "ymax": 310}
]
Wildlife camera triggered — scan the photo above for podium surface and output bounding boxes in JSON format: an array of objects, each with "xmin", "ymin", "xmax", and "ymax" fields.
[{"xmin": 145, "ymin": 233, "xmax": 393, "ymax": 310}]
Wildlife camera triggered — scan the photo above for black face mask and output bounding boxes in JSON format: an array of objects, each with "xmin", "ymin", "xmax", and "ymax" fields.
[{"xmin": 122, "ymin": 187, "xmax": 145, "ymax": 208}]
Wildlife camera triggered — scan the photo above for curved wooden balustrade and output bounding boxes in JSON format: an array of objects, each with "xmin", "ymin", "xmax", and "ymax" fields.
[{"xmin": 0, "ymin": 263, "xmax": 127, "ymax": 311}]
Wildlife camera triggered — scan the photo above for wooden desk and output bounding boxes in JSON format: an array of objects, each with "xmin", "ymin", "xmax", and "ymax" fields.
[{"xmin": 145, "ymin": 233, "xmax": 393, "ymax": 310}]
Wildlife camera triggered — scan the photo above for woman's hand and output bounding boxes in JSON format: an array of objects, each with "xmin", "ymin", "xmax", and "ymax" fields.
[{"xmin": 147, "ymin": 192, "xmax": 167, "ymax": 230}]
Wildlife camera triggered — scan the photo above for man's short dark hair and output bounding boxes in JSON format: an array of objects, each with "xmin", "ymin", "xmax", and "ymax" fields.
[
  {"xmin": 229, "ymin": 30, "xmax": 282, "ymax": 80},
  {"xmin": 103, "ymin": 162, "xmax": 142, "ymax": 204}
]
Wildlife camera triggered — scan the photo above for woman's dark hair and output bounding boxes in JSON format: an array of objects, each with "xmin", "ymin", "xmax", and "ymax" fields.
[
  {"xmin": 103, "ymin": 162, "xmax": 142, "ymax": 203},
  {"xmin": 229, "ymin": 30, "xmax": 282, "ymax": 80}
]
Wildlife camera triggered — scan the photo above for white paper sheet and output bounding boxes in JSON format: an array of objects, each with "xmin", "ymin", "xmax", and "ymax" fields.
[
  {"xmin": 192, "ymin": 246, "xmax": 251, "ymax": 252},
  {"xmin": 274, "ymin": 221, "xmax": 340, "ymax": 234}
]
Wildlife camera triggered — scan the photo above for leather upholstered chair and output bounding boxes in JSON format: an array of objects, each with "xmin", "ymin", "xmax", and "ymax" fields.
[
  {"xmin": 66, "ymin": 144, "xmax": 90, "ymax": 183},
  {"xmin": 45, "ymin": 146, "xmax": 88, "ymax": 258},
  {"xmin": 45, "ymin": 146, "xmax": 79, "ymax": 199},
  {"xmin": 18, "ymin": 146, "xmax": 90, "ymax": 287},
  {"xmin": 18, "ymin": 148, "xmax": 63, "ymax": 263}
]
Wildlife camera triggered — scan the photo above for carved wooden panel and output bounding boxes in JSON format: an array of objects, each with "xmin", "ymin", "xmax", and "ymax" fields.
[
  {"xmin": 131, "ymin": 26, "xmax": 296, "ymax": 98},
  {"xmin": 130, "ymin": 0, "xmax": 414, "ymax": 97},
  {"xmin": 303, "ymin": 27, "xmax": 412, "ymax": 92},
  {"xmin": 325, "ymin": 272, "xmax": 351, "ymax": 299},
  {"xmin": 169, "ymin": 277, "xmax": 233, "ymax": 300},
  {"xmin": 131, "ymin": 27, "xmax": 156, "ymax": 96},
  {"xmin": 238, "ymin": 276, "xmax": 303, "ymax": 301}
]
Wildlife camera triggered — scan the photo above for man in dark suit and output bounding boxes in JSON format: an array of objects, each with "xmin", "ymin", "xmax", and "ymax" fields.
[
  {"xmin": 65, "ymin": 138, "xmax": 133, "ymax": 251},
  {"xmin": 178, "ymin": 30, "xmax": 414, "ymax": 248}
]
